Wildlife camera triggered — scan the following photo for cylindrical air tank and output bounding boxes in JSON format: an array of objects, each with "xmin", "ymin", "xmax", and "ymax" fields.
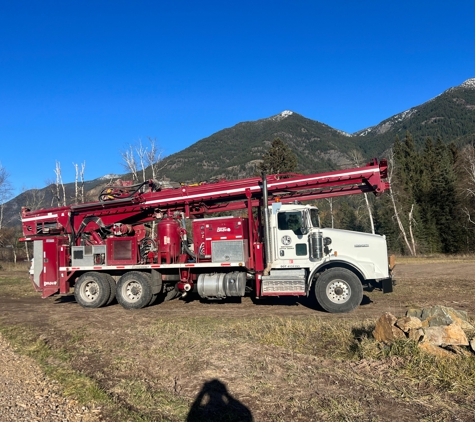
[{"xmin": 157, "ymin": 217, "xmax": 181, "ymax": 263}]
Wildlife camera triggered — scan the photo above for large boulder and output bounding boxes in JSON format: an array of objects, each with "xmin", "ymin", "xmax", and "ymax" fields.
[
  {"xmin": 418, "ymin": 342, "xmax": 455, "ymax": 358},
  {"xmin": 423, "ymin": 324, "xmax": 469, "ymax": 347},
  {"xmin": 372, "ymin": 306, "xmax": 474, "ymax": 357},
  {"xmin": 408, "ymin": 328, "xmax": 425, "ymax": 342},
  {"xmin": 396, "ymin": 316, "xmax": 424, "ymax": 342},
  {"xmin": 419, "ymin": 305, "xmax": 474, "ymax": 330},
  {"xmin": 396, "ymin": 316, "xmax": 422, "ymax": 332},
  {"xmin": 373, "ymin": 312, "xmax": 406, "ymax": 343},
  {"xmin": 406, "ymin": 308, "xmax": 423, "ymax": 319},
  {"xmin": 470, "ymin": 338, "xmax": 475, "ymax": 353}
]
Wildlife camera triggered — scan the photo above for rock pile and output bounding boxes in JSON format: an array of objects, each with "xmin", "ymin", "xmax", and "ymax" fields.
[{"xmin": 373, "ymin": 306, "xmax": 475, "ymax": 357}]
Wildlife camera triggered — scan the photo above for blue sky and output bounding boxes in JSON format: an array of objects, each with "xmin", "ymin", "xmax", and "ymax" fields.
[{"xmin": 1, "ymin": 0, "xmax": 474, "ymax": 195}]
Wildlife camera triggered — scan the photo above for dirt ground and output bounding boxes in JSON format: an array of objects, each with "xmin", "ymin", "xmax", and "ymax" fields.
[
  {"xmin": 2, "ymin": 260, "xmax": 474, "ymax": 322},
  {"xmin": 1, "ymin": 260, "xmax": 475, "ymax": 421}
]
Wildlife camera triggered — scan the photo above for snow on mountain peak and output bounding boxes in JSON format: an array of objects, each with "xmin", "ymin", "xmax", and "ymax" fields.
[
  {"xmin": 98, "ymin": 174, "xmax": 122, "ymax": 180},
  {"xmin": 460, "ymin": 78, "xmax": 475, "ymax": 89},
  {"xmin": 268, "ymin": 110, "xmax": 294, "ymax": 122}
]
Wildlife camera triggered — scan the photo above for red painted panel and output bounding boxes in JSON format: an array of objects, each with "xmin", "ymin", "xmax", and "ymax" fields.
[
  {"xmin": 192, "ymin": 217, "xmax": 248, "ymax": 258},
  {"xmin": 106, "ymin": 237, "xmax": 137, "ymax": 265}
]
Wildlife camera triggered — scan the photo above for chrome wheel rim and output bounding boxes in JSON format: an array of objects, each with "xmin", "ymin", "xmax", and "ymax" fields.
[
  {"xmin": 326, "ymin": 279, "xmax": 351, "ymax": 304},
  {"xmin": 123, "ymin": 281, "xmax": 142, "ymax": 302},
  {"xmin": 82, "ymin": 280, "xmax": 99, "ymax": 302}
]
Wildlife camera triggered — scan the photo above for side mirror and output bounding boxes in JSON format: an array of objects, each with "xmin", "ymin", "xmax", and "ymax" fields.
[{"xmin": 300, "ymin": 211, "xmax": 310, "ymax": 235}]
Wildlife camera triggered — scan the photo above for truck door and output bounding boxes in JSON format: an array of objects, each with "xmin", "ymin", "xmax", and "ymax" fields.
[
  {"xmin": 32, "ymin": 239, "xmax": 60, "ymax": 298},
  {"xmin": 32, "ymin": 240, "xmax": 43, "ymax": 291},
  {"xmin": 275, "ymin": 210, "xmax": 309, "ymax": 264}
]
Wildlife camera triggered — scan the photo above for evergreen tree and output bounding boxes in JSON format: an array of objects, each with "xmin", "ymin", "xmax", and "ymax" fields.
[
  {"xmin": 394, "ymin": 131, "xmax": 419, "ymax": 200},
  {"xmin": 258, "ymin": 138, "xmax": 297, "ymax": 175},
  {"xmin": 455, "ymin": 143, "xmax": 475, "ymax": 252},
  {"xmin": 388, "ymin": 133, "xmax": 464, "ymax": 254},
  {"xmin": 337, "ymin": 201, "xmax": 366, "ymax": 232},
  {"xmin": 417, "ymin": 137, "xmax": 441, "ymax": 252},
  {"xmin": 391, "ymin": 131, "xmax": 422, "ymax": 254},
  {"xmin": 430, "ymin": 138, "xmax": 462, "ymax": 253},
  {"xmin": 373, "ymin": 195, "xmax": 403, "ymax": 253}
]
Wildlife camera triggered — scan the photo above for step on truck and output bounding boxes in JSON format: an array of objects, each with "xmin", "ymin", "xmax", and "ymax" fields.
[{"xmin": 20, "ymin": 159, "xmax": 394, "ymax": 313}]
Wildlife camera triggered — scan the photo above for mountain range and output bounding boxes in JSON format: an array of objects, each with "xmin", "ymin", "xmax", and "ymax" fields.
[
  {"xmin": 154, "ymin": 78, "xmax": 475, "ymax": 182},
  {"xmin": 3, "ymin": 78, "xmax": 475, "ymax": 227}
]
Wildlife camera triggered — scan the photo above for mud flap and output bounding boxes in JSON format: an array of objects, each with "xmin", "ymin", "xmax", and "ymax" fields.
[
  {"xmin": 150, "ymin": 269, "xmax": 163, "ymax": 295},
  {"xmin": 381, "ymin": 278, "xmax": 393, "ymax": 293},
  {"xmin": 42, "ymin": 287, "xmax": 60, "ymax": 298}
]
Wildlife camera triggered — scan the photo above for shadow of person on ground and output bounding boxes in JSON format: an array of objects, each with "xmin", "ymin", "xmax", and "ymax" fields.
[{"xmin": 187, "ymin": 379, "xmax": 253, "ymax": 422}]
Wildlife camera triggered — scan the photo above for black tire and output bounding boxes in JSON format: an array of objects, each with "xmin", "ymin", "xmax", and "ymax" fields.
[
  {"xmin": 74, "ymin": 272, "xmax": 111, "ymax": 308},
  {"xmin": 314, "ymin": 268, "xmax": 363, "ymax": 313},
  {"xmin": 116, "ymin": 271, "xmax": 153, "ymax": 310},
  {"xmin": 148, "ymin": 293, "xmax": 159, "ymax": 306},
  {"xmin": 163, "ymin": 284, "xmax": 179, "ymax": 301},
  {"xmin": 148, "ymin": 270, "xmax": 162, "ymax": 306},
  {"xmin": 101, "ymin": 273, "xmax": 117, "ymax": 306}
]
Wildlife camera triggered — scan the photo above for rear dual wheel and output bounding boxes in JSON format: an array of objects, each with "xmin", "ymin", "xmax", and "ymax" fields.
[
  {"xmin": 74, "ymin": 272, "xmax": 111, "ymax": 308},
  {"xmin": 101, "ymin": 273, "xmax": 117, "ymax": 306},
  {"xmin": 163, "ymin": 284, "xmax": 180, "ymax": 301},
  {"xmin": 116, "ymin": 271, "xmax": 153, "ymax": 310}
]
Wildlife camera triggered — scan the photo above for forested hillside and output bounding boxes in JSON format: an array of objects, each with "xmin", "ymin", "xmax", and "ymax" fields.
[
  {"xmin": 144, "ymin": 79, "xmax": 475, "ymax": 184},
  {"xmin": 329, "ymin": 133, "xmax": 475, "ymax": 255},
  {"xmin": 154, "ymin": 111, "xmax": 356, "ymax": 183},
  {"xmin": 355, "ymin": 80, "xmax": 475, "ymax": 156}
]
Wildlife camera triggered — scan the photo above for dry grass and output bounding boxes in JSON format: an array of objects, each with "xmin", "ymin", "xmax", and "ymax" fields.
[
  {"xmin": 0, "ymin": 271, "xmax": 38, "ymax": 297},
  {"xmin": 394, "ymin": 253, "xmax": 475, "ymax": 264},
  {"xmin": 2, "ymin": 311, "xmax": 475, "ymax": 421},
  {"xmin": 0, "ymin": 260, "xmax": 30, "ymax": 271},
  {"xmin": 1, "ymin": 261, "xmax": 475, "ymax": 421}
]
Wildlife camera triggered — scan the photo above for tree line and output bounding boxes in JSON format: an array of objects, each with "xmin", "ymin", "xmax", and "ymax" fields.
[
  {"xmin": 326, "ymin": 132, "xmax": 475, "ymax": 255},
  {"xmin": 261, "ymin": 135, "xmax": 475, "ymax": 255}
]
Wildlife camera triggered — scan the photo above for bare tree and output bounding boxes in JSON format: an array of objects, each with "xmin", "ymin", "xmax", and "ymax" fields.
[
  {"xmin": 350, "ymin": 150, "xmax": 375, "ymax": 234},
  {"xmin": 459, "ymin": 143, "xmax": 475, "ymax": 226},
  {"xmin": 387, "ymin": 149, "xmax": 417, "ymax": 256},
  {"xmin": 0, "ymin": 164, "xmax": 16, "ymax": 263},
  {"xmin": 145, "ymin": 137, "xmax": 166, "ymax": 179},
  {"xmin": 73, "ymin": 161, "xmax": 86, "ymax": 203},
  {"xmin": 21, "ymin": 186, "xmax": 47, "ymax": 260},
  {"xmin": 136, "ymin": 140, "xmax": 147, "ymax": 182},
  {"xmin": 121, "ymin": 138, "xmax": 166, "ymax": 182},
  {"xmin": 0, "ymin": 227, "xmax": 18, "ymax": 263},
  {"xmin": 121, "ymin": 145, "xmax": 139, "ymax": 182},
  {"xmin": 54, "ymin": 161, "xmax": 67, "ymax": 207},
  {"xmin": 325, "ymin": 198, "xmax": 335, "ymax": 228},
  {"xmin": 0, "ymin": 162, "xmax": 13, "ymax": 231}
]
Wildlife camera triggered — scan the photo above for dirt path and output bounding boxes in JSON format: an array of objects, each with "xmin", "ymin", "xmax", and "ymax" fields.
[{"xmin": 0, "ymin": 332, "xmax": 101, "ymax": 422}]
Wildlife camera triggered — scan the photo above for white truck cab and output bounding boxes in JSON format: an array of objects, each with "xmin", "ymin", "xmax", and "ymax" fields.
[{"xmin": 263, "ymin": 203, "xmax": 392, "ymax": 312}]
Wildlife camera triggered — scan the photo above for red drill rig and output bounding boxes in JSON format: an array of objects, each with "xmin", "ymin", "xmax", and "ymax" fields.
[{"xmin": 21, "ymin": 158, "xmax": 392, "ymax": 313}]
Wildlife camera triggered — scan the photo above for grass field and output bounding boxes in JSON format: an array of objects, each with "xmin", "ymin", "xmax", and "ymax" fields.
[{"xmin": 1, "ymin": 259, "xmax": 475, "ymax": 421}]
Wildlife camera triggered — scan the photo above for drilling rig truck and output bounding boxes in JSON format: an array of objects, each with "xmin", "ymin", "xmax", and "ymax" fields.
[{"xmin": 20, "ymin": 159, "xmax": 393, "ymax": 313}]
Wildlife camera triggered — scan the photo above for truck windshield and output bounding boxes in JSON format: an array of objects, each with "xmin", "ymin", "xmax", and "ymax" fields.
[{"xmin": 309, "ymin": 209, "xmax": 320, "ymax": 227}]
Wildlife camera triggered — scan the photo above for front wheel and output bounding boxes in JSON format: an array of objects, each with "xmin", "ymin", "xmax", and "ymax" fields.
[{"xmin": 314, "ymin": 268, "xmax": 363, "ymax": 313}]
